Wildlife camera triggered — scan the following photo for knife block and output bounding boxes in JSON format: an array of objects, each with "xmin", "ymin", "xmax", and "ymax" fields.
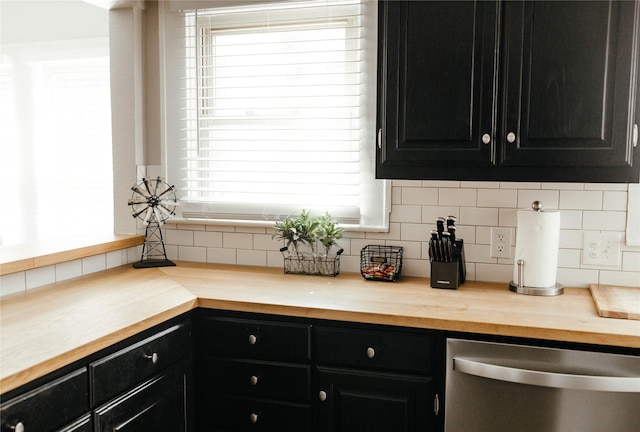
[{"xmin": 431, "ymin": 240, "xmax": 466, "ymax": 289}]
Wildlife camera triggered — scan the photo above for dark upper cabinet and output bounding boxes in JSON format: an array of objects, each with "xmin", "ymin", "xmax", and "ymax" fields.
[{"xmin": 377, "ymin": 0, "xmax": 640, "ymax": 182}]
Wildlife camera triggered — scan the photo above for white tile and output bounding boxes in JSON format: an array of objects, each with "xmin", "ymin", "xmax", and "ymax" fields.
[
  {"xmin": 56, "ymin": 259, "xmax": 83, "ymax": 281},
  {"xmin": 454, "ymin": 225, "xmax": 475, "ymax": 243},
  {"xmin": 517, "ymin": 189, "xmax": 559, "ymax": 209},
  {"xmin": 582, "ymin": 211, "xmax": 627, "ymax": 231},
  {"xmin": 386, "ymin": 240, "xmax": 421, "ymax": 260},
  {"xmin": 223, "ymin": 232, "xmax": 253, "ymax": 249},
  {"xmin": 599, "ymin": 271, "xmax": 640, "ymax": 287},
  {"xmin": 166, "ymin": 228, "xmax": 194, "ymax": 246},
  {"xmin": 393, "ymin": 179, "xmax": 420, "ymax": 187},
  {"xmin": 603, "ymin": 191, "xmax": 628, "ymax": 211},
  {"xmin": 475, "ymin": 226, "xmax": 492, "ymax": 244},
  {"xmin": 421, "ymin": 206, "xmax": 460, "ymax": 224},
  {"xmin": 462, "ymin": 181, "xmax": 499, "ymax": 189},
  {"xmin": 267, "ymin": 250, "xmax": 284, "ymax": 268},
  {"xmin": 500, "ymin": 182, "xmax": 541, "ymax": 189},
  {"xmin": 178, "ymin": 246, "xmax": 207, "ymax": 262},
  {"xmin": 560, "ymin": 190, "xmax": 602, "ymax": 210},
  {"xmin": 82, "ymin": 254, "xmax": 106, "ymax": 275},
  {"xmin": 542, "ymin": 183, "xmax": 584, "ymax": 190},
  {"xmin": 402, "ymin": 187, "xmax": 438, "ymax": 205},
  {"xmin": 237, "ymin": 249, "xmax": 267, "ymax": 267},
  {"xmin": 459, "ymin": 207, "xmax": 499, "ymax": 226},
  {"xmin": 422, "ymin": 180, "xmax": 460, "ymax": 188},
  {"xmin": 400, "ymin": 223, "xmax": 430, "ymax": 241},
  {"xmin": 559, "ymin": 210, "xmax": 582, "ymax": 229},
  {"xmin": 253, "ymin": 233, "xmax": 279, "ymax": 251},
  {"xmin": 477, "ymin": 189, "xmax": 517, "ymax": 208},
  {"xmin": 622, "ymin": 252, "xmax": 640, "ymax": 272},
  {"xmin": 106, "ymin": 250, "xmax": 127, "ymax": 269},
  {"xmin": 439, "ymin": 188, "xmax": 477, "ymax": 207},
  {"xmin": 402, "ymin": 258, "xmax": 429, "ymax": 278},
  {"xmin": 366, "ymin": 222, "xmax": 401, "ymax": 241},
  {"xmin": 558, "ymin": 249, "xmax": 581, "ymax": 268},
  {"xmin": 340, "ymin": 254, "xmax": 361, "ymax": 274},
  {"xmin": 475, "ymin": 263, "xmax": 513, "ymax": 283},
  {"xmin": 1, "ymin": 272, "xmax": 26, "ymax": 296},
  {"xmin": 207, "ymin": 247, "xmax": 237, "ymax": 264},
  {"xmin": 236, "ymin": 226, "xmax": 267, "ymax": 234},
  {"xmin": 390, "ymin": 205, "xmax": 422, "ymax": 223},
  {"xmin": 194, "ymin": 231, "xmax": 223, "ymax": 248},
  {"xmin": 26, "ymin": 266, "xmax": 56, "ymax": 290},
  {"xmin": 465, "ymin": 244, "xmax": 494, "ymax": 264},
  {"xmin": 498, "ymin": 208, "xmax": 518, "ymax": 227},
  {"xmin": 556, "ymin": 268, "xmax": 598, "ymax": 287},
  {"xmin": 391, "ymin": 186, "xmax": 402, "ymax": 205},
  {"xmin": 584, "ymin": 183, "xmax": 628, "ymax": 191},
  {"xmin": 559, "ymin": 229, "xmax": 583, "ymax": 249},
  {"xmin": 165, "ymin": 244, "xmax": 178, "ymax": 261}
]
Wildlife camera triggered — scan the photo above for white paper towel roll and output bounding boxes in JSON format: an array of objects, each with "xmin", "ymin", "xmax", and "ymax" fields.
[{"xmin": 513, "ymin": 209, "xmax": 561, "ymax": 288}]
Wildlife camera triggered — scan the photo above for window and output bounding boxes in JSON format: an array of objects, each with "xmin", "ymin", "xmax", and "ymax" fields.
[
  {"xmin": 0, "ymin": 1, "xmax": 112, "ymax": 247},
  {"xmin": 163, "ymin": 0, "xmax": 388, "ymax": 229}
]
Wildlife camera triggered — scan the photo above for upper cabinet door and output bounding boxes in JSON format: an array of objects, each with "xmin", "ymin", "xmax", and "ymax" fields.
[
  {"xmin": 500, "ymin": 0, "xmax": 640, "ymax": 181},
  {"xmin": 377, "ymin": 0, "xmax": 499, "ymax": 178}
]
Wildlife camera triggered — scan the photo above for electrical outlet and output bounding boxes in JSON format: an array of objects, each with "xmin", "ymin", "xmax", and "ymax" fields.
[
  {"xmin": 582, "ymin": 232, "xmax": 621, "ymax": 266},
  {"xmin": 490, "ymin": 227, "xmax": 512, "ymax": 258}
]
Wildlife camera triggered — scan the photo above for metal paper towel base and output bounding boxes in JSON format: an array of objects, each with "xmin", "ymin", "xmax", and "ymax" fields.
[{"xmin": 509, "ymin": 281, "xmax": 564, "ymax": 296}]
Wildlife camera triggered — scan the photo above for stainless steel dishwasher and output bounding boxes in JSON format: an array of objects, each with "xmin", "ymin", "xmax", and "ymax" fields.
[{"xmin": 445, "ymin": 338, "xmax": 640, "ymax": 432}]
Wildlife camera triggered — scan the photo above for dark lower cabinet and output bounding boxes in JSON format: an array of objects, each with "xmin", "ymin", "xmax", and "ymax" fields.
[
  {"xmin": 314, "ymin": 368, "xmax": 434, "ymax": 432},
  {"xmin": 58, "ymin": 415, "xmax": 93, "ymax": 432},
  {"xmin": 94, "ymin": 361, "xmax": 190, "ymax": 432}
]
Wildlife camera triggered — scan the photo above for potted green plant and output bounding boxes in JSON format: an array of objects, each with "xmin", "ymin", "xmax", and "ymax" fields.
[{"xmin": 272, "ymin": 210, "xmax": 344, "ymax": 276}]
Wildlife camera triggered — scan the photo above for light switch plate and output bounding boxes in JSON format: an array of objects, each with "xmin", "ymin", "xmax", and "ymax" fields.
[{"xmin": 582, "ymin": 232, "xmax": 621, "ymax": 267}]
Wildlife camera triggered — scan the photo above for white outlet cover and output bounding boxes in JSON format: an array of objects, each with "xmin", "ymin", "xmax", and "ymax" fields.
[
  {"xmin": 490, "ymin": 227, "xmax": 513, "ymax": 258},
  {"xmin": 582, "ymin": 232, "xmax": 621, "ymax": 267}
]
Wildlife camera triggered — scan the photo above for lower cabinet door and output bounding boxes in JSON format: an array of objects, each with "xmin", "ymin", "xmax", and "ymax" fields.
[
  {"xmin": 314, "ymin": 367, "xmax": 435, "ymax": 432},
  {"xmin": 57, "ymin": 414, "xmax": 92, "ymax": 432},
  {"xmin": 200, "ymin": 394, "xmax": 311, "ymax": 432},
  {"xmin": 94, "ymin": 363, "xmax": 189, "ymax": 432}
]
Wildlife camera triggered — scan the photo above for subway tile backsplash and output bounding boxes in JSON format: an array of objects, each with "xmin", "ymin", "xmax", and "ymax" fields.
[{"xmin": 2, "ymin": 181, "xmax": 638, "ymax": 296}]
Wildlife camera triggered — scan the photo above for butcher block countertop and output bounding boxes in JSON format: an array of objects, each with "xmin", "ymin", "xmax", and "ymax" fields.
[{"xmin": 1, "ymin": 261, "xmax": 639, "ymax": 394}]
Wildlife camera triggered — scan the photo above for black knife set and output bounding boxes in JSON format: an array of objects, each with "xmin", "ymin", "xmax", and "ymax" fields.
[{"xmin": 429, "ymin": 216, "xmax": 466, "ymax": 289}]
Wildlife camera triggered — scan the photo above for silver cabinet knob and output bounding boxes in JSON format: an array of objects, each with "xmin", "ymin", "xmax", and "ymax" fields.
[
  {"xmin": 250, "ymin": 375, "xmax": 258, "ymax": 386},
  {"xmin": 145, "ymin": 352, "xmax": 159, "ymax": 364},
  {"xmin": 11, "ymin": 422, "xmax": 25, "ymax": 432},
  {"xmin": 507, "ymin": 132, "xmax": 516, "ymax": 143},
  {"xmin": 249, "ymin": 413, "xmax": 258, "ymax": 423},
  {"xmin": 366, "ymin": 347, "xmax": 375, "ymax": 358},
  {"xmin": 482, "ymin": 133, "xmax": 491, "ymax": 144},
  {"xmin": 248, "ymin": 334, "xmax": 257, "ymax": 345},
  {"xmin": 319, "ymin": 390, "xmax": 327, "ymax": 401}
]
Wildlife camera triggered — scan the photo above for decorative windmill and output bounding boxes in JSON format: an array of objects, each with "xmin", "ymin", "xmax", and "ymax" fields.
[{"xmin": 128, "ymin": 177, "xmax": 178, "ymax": 268}]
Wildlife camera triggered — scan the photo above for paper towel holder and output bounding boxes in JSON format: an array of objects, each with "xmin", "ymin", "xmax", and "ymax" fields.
[{"xmin": 509, "ymin": 258, "xmax": 564, "ymax": 296}]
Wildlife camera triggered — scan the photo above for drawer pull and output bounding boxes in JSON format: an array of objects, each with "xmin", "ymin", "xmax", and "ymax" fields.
[
  {"xmin": 366, "ymin": 347, "xmax": 376, "ymax": 359},
  {"xmin": 319, "ymin": 390, "xmax": 327, "ymax": 402},
  {"xmin": 10, "ymin": 422, "xmax": 25, "ymax": 432},
  {"xmin": 144, "ymin": 352, "xmax": 159, "ymax": 364},
  {"xmin": 248, "ymin": 334, "xmax": 257, "ymax": 345},
  {"xmin": 249, "ymin": 413, "xmax": 259, "ymax": 423},
  {"xmin": 249, "ymin": 375, "xmax": 259, "ymax": 386}
]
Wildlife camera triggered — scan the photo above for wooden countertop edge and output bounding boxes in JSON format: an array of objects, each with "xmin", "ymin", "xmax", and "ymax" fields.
[
  {"xmin": 195, "ymin": 298, "xmax": 640, "ymax": 349},
  {"xmin": 0, "ymin": 298, "xmax": 198, "ymax": 394},
  {"xmin": 0, "ymin": 235, "xmax": 144, "ymax": 276}
]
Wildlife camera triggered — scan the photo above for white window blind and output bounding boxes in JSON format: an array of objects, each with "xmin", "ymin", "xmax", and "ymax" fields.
[{"xmin": 163, "ymin": 0, "xmax": 388, "ymax": 228}]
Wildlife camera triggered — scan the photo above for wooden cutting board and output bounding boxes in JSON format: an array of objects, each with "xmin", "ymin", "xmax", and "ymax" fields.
[{"xmin": 590, "ymin": 284, "xmax": 640, "ymax": 320}]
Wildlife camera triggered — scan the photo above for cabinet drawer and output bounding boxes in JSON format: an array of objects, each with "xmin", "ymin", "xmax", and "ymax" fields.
[
  {"xmin": 202, "ymin": 395, "xmax": 311, "ymax": 432},
  {"xmin": 0, "ymin": 368, "xmax": 88, "ymax": 432},
  {"xmin": 201, "ymin": 358, "xmax": 310, "ymax": 401},
  {"xmin": 198, "ymin": 317, "xmax": 311, "ymax": 361},
  {"xmin": 315, "ymin": 327, "xmax": 434, "ymax": 374},
  {"xmin": 90, "ymin": 322, "xmax": 191, "ymax": 406}
]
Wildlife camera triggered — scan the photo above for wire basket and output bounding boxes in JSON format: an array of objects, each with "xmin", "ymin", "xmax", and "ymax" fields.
[
  {"xmin": 280, "ymin": 247, "xmax": 343, "ymax": 276},
  {"xmin": 360, "ymin": 245, "xmax": 403, "ymax": 282}
]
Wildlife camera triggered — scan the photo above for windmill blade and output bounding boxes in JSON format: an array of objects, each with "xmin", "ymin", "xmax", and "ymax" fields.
[
  {"xmin": 153, "ymin": 207, "xmax": 165, "ymax": 225},
  {"xmin": 156, "ymin": 185, "xmax": 176, "ymax": 199},
  {"xmin": 132, "ymin": 205, "xmax": 151, "ymax": 219},
  {"xmin": 157, "ymin": 205, "xmax": 175, "ymax": 220},
  {"xmin": 131, "ymin": 183, "xmax": 151, "ymax": 199},
  {"xmin": 143, "ymin": 207, "xmax": 153, "ymax": 225},
  {"xmin": 158, "ymin": 199, "xmax": 179, "ymax": 207},
  {"xmin": 142, "ymin": 177, "xmax": 153, "ymax": 195},
  {"xmin": 153, "ymin": 176, "xmax": 163, "ymax": 195},
  {"xmin": 128, "ymin": 199, "xmax": 149, "ymax": 206}
]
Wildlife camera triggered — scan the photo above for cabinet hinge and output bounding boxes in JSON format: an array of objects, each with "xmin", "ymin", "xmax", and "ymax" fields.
[
  {"xmin": 434, "ymin": 393, "xmax": 440, "ymax": 416},
  {"xmin": 377, "ymin": 128, "xmax": 382, "ymax": 149}
]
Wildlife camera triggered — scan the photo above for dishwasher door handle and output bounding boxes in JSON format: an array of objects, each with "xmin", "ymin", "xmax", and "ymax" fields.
[{"xmin": 453, "ymin": 357, "xmax": 640, "ymax": 393}]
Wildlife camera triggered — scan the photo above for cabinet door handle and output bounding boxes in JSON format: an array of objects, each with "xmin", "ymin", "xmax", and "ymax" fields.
[
  {"xmin": 377, "ymin": 128, "xmax": 383, "ymax": 149},
  {"xmin": 366, "ymin": 347, "xmax": 376, "ymax": 358},
  {"xmin": 9, "ymin": 422, "xmax": 25, "ymax": 432},
  {"xmin": 144, "ymin": 352, "xmax": 159, "ymax": 364},
  {"xmin": 248, "ymin": 334, "xmax": 257, "ymax": 345},
  {"xmin": 318, "ymin": 390, "xmax": 327, "ymax": 402},
  {"xmin": 249, "ymin": 375, "xmax": 258, "ymax": 386},
  {"xmin": 482, "ymin": 133, "xmax": 491, "ymax": 145},
  {"xmin": 506, "ymin": 132, "xmax": 516, "ymax": 143},
  {"xmin": 633, "ymin": 124, "xmax": 638, "ymax": 148},
  {"xmin": 249, "ymin": 413, "xmax": 259, "ymax": 423}
]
